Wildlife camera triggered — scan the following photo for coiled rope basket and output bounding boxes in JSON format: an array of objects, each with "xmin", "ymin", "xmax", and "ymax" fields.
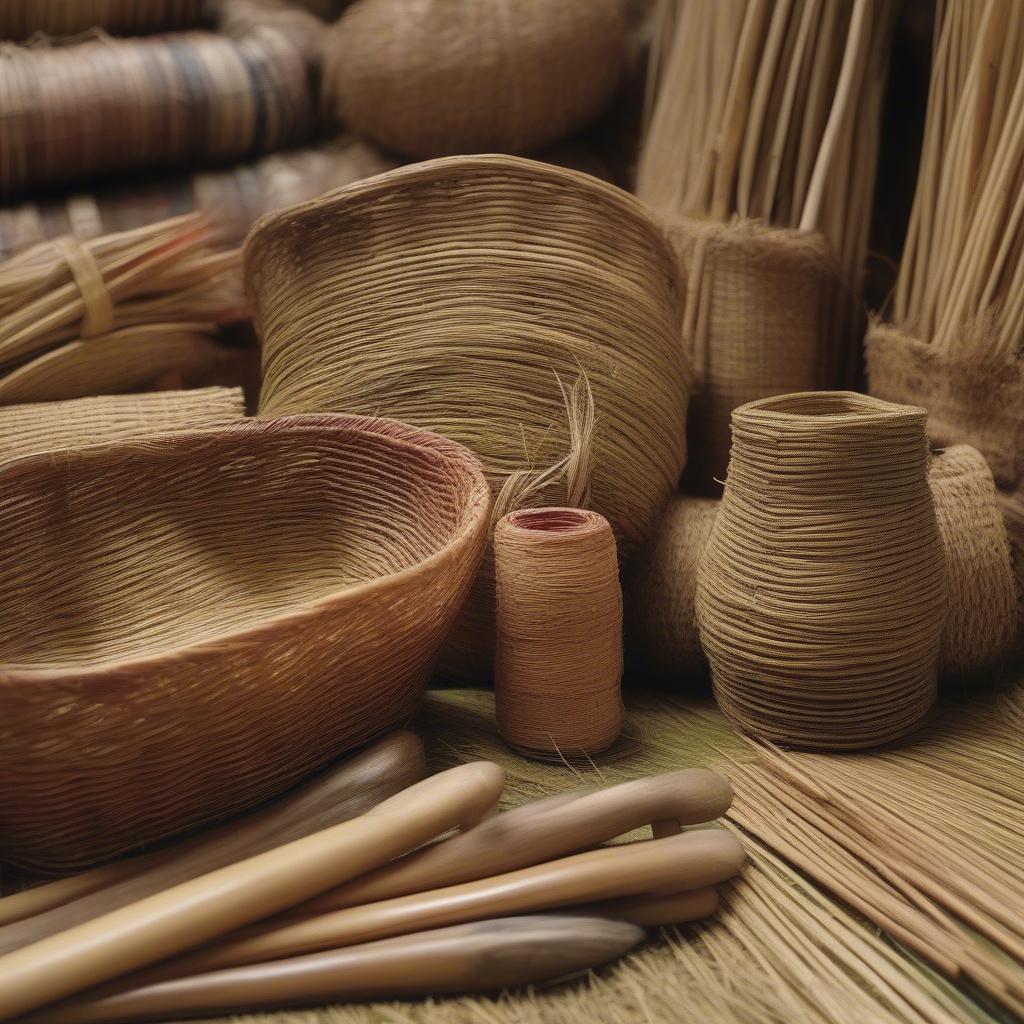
[
  {"xmin": 323, "ymin": 0, "xmax": 625, "ymax": 158},
  {"xmin": 246, "ymin": 155, "xmax": 691, "ymax": 684},
  {"xmin": 0, "ymin": 413, "xmax": 490, "ymax": 871},
  {"xmin": 696, "ymin": 392, "xmax": 947, "ymax": 750}
]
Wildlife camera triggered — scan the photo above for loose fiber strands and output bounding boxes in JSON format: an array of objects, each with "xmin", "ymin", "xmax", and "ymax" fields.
[
  {"xmin": 0, "ymin": 2, "xmax": 205, "ymax": 39},
  {"xmin": 246, "ymin": 155, "xmax": 690, "ymax": 684},
  {"xmin": 0, "ymin": 387, "xmax": 244, "ymax": 463},
  {"xmin": 0, "ymin": 26, "xmax": 313, "ymax": 199},
  {"xmin": 696, "ymin": 391, "xmax": 947, "ymax": 750},
  {"xmin": 928, "ymin": 444, "xmax": 1017, "ymax": 678},
  {"xmin": 495, "ymin": 508, "xmax": 623, "ymax": 760}
]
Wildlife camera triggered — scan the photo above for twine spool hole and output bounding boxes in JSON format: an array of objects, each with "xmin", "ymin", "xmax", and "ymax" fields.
[{"xmin": 495, "ymin": 507, "xmax": 623, "ymax": 760}]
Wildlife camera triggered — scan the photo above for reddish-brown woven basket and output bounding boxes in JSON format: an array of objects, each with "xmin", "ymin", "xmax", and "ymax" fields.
[{"xmin": 0, "ymin": 413, "xmax": 490, "ymax": 872}]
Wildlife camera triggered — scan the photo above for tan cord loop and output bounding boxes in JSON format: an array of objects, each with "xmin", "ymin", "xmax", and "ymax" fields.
[{"xmin": 53, "ymin": 236, "xmax": 114, "ymax": 338}]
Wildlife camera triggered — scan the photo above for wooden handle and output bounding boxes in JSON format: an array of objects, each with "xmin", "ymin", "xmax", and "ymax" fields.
[
  {"xmin": 301, "ymin": 768, "xmax": 733, "ymax": 914},
  {"xmin": 0, "ymin": 731, "xmax": 426, "ymax": 954},
  {"xmin": 592, "ymin": 887, "xmax": 721, "ymax": 926},
  {"xmin": 28, "ymin": 915, "xmax": 647, "ymax": 1024},
  {"xmin": 0, "ymin": 761, "xmax": 504, "ymax": 1022}
]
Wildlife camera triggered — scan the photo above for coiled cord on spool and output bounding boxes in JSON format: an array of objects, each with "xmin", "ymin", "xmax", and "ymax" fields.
[
  {"xmin": 696, "ymin": 391, "xmax": 947, "ymax": 750},
  {"xmin": 495, "ymin": 507, "xmax": 623, "ymax": 760}
]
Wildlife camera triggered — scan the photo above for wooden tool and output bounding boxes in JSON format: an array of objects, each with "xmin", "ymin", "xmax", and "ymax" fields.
[
  {"xmin": 0, "ymin": 762, "xmax": 505, "ymax": 1021},
  {"xmin": 24, "ymin": 915, "xmax": 648, "ymax": 1024},
  {"xmin": 299, "ymin": 768, "xmax": 733, "ymax": 914},
  {"xmin": 0, "ymin": 731, "xmax": 426, "ymax": 950}
]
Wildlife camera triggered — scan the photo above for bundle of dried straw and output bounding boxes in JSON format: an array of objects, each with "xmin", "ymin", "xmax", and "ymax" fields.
[
  {"xmin": 495, "ymin": 508, "xmax": 623, "ymax": 760},
  {"xmin": 868, "ymin": 0, "xmax": 1024, "ymax": 491},
  {"xmin": 639, "ymin": 0, "xmax": 896, "ymax": 482},
  {"xmin": 696, "ymin": 392, "xmax": 947, "ymax": 749},
  {"xmin": 0, "ymin": 1, "xmax": 205, "ymax": 39},
  {"xmin": 0, "ymin": 26, "xmax": 313, "ymax": 198}
]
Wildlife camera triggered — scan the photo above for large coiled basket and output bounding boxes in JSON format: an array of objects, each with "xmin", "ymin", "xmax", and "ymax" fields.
[
  {"xmin": 0, "ymin": 414, "xmax": 490, "ymax": 872},
  {"xmin": 246, "ymin": 155, "xmax": 690, "ymax": 683}
]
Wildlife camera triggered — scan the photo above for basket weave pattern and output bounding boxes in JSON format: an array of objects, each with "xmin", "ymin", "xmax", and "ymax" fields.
[{"xmin": 0, "ymin": 413, "xmax": 490, "ymax": 871}]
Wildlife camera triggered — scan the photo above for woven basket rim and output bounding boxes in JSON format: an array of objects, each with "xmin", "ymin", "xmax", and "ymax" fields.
[
  {"xmin": 735, "ymin": 390, "xmax": 927, "ymax": 427},
  {"xmin": 0, "ymin": 412, "xmax": 491, "ymax": 685},
  {"xmin": 243, "ymin": 153, "xmax": 681, "ymax": 282}
]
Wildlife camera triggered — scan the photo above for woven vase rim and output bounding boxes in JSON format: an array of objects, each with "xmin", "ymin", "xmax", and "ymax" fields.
[
  {"xmin": 501, "ymin": 506, "xmax": 607, "ymax": 536},
  {"xmin": 0, "ymin": 412, "xmax": 491, "ymax": 685},
  {"xmin": 734, "ymin": 390, "xmax": 927, "ymax": 427}
]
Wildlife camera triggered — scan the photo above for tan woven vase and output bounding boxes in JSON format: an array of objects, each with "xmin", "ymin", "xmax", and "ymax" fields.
[
  {"xmin": 666, "ymin": 217, "xmax": 838, "ymax": 489},
  {"xmin": 0, "ymin": 413, "xmax": 490, "ymax": 872},
  {"xmin": 247, "ymin": 155, "xmax": 690, "ymax": 684},
  {"xmin": 929, "ymin": 445, "xmax": 1017, "ymax": 678},
  {"xmin": 322, "ymin": 0, "xmax": 625, "ymax": 158},
  {"xmin": 867, "ymin": 322, "xmax": 1024, "ymax": 491},
  {"xmin": 696, "ymin": 391, "xmax": 947, "ymax": 751}
]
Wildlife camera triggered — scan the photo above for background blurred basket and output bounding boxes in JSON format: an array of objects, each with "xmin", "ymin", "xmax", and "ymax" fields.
[
  {"xmin": 0, "ymin": 0, "xmax": 205, "ymax": 39},
  {"xmin": 246, "ymin": 154, "xmax": 690, "ymax": 684},
  {"xmin": 0, "ymin": 413, "xmax": 490, "ymax": 871}
]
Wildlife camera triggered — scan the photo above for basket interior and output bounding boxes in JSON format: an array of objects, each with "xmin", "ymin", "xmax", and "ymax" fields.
[{"xmin": 0, "ymin": 424, "xmax": 469, "ymax": 670}]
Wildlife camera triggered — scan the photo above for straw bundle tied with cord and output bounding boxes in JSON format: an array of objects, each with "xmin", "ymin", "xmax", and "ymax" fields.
[
  {"xmin": 867, "ymin": 0, "xmax": 1024, "ymax": 490},
  {"xmin": 245, "ymin": 154, "xmax": 691, "ymax": 685},
  {"xmin": 638, "ymin": 0, "xmax": 896, "ymax": 483}
]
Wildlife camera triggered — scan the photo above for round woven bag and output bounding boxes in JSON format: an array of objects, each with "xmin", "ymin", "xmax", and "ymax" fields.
[
  {"xmin": 696, "ymin": 391, "xmax": 947, "ymax": 750},
  {"xmin": 0, "ymin": 413, "xmax": 490, "ymax": 871},
  {"xmin": 322, "ymin": 0, "xmax": 626, "ymax": 158},
  {"xmin": 246, "ymin": 155, "xmax": 690, "ymax": 683}
]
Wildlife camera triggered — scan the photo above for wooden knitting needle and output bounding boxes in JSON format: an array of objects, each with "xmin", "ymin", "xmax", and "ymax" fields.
[
  {"xmin": 0, "ymin": 761, "xmax": 505, "ymax": 1022},
  {"xmin": 0, "ymin": 731, "xmax": 426, "ymax": 950},
  {"xmin": 124, "ymin": 828, "xmax": 745, "ymax": 984},
  {"xmin": 26, "ymin": 915, "xmax": 648, "ymax": 1024},
  {"xmin": 298, "ymin": 768, "xmax": 734, "ymax": 915}
]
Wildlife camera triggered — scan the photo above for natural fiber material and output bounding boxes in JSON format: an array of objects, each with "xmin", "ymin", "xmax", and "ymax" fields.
[
  {"xmin": 0, "ymin": 324, "xmax": 234, "ymax": 406},
  {"xmin": 322, "ymin": 0, "xmax": 625, "ymax": 158},
  {"xmin": 623, "ymin": 494, "xmax": 717, "ymax": 686},
  {"xmin": 928, "ymin": 445, "xmax": 1017, "ymax": 678},
  {"xmin": 494, "ymin": 508, "xmax": 623, "ymax": 760},
  {"xmin": 866, "ymin": 322, "xmax": 1024, "ymax": 490},
  {"xmin": 0, "ymin": 1, "xmax": 204, "ymax": 38},
  {"xmin": 246, "ymin": 154, "xmax": 690, "ymax": 684},
  {"xmin": 696, "ymin": 391, "xmax": 947, "ymax": 750},
  {"xmin": 0, "ymin": 27, "xmax": 313, "ymax": 199},
  {"xmin": 996, "ymin": 488, "xmax": 1024, "ymax": 644},
  {"xmin": 668, "ymin": 217, "xmax": 838, "ymax": 485},
  {"xmin": 0, "ymin": 387, "xmax": 243, "ymax": 463},
  {"xmin": 0, "ymin": 413, "xmax": 490, "ymax": 872}
]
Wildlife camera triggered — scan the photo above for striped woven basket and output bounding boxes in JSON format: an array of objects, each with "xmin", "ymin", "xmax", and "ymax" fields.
[
  {"xmin": 246, "ymin": 154, "xmax": 690, "ymax": 684},
  {"xmin": 0, "ymin": 413, "xmax": 490, "ymax": 871}
]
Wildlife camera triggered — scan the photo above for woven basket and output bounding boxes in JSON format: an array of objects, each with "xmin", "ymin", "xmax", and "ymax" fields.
[
  {"xmin": 696, "ymin": 391, "xmax": 947, "ymax": 750},
  {"xmin": 929, "ymin": 445, "xmax": 1017, "ymax": 678},
  {"xmin": 623, "ymin": 494, "xmax": 717, "ymax": 687},
  {"xmin": 246, "ymin": 154, "xmax": 690, "ymax": 683},
  {"xmin": 0, "ymin": 1, "xmax": 205, "ymax": 38},
  {"xmin": 0, "ymin": 27, "xmax": 313, "ymax": 199},
  {"xmin": 322, "ymin": 0, "xmax": 625, "ymax": 158},
  {"xmin": 0, "ymin": 413, "xmax": 490, "ymax": 871},
  {"xmin": 666, "ymin": 217, "xmax": 839, "ymax": 488},
  {"xmin": 866, "ymin": 322, "xmax": 1024, "ymax": 490},
  {"xmin": 0, "ymin": 387, "xmax": 243, "ymax": 463}
]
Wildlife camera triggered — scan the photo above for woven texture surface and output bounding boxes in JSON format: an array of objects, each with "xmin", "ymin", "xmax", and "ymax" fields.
[
  {"xmin": 0, "ymin": 1, "xmax": 204, "ymax": 38},
  {"xmin": 247, "ymin": 154, "xmax": 690, "ymax": 684},
  {"xmin": 667, "ymin": 217, "xmax": 837, "ymax": 487},
  {"xmin": 0, "ymin": 386, "xmax": 243, "ymax": 463},
  {"xmin": 323, "ymin": 0, "xmax": 624, "ymax": 158},
  {"xmin": 929, "ymin": 444, "xmax": 1017, "ymax": 678},
  {"xmin": 624, "ymin": 494, "xmax": 718, "ymax": 686},
  {"xmin": 494, "ymin": 508, "xmax": 623, "ymax": 759},
  {"xmin": 0, "ymin": 413, "xmax": 490, "ymax": 871},
  {"xmin": 866, "ymin": 322, "xmax": 1024, "ymax": 490},
  {"xmin": 0, "ymin": 27, "xmax": 313, "ymax": 199},
  {"xmin": 696, "ymin": 391, "xmax": 947, "ymax": 750}
]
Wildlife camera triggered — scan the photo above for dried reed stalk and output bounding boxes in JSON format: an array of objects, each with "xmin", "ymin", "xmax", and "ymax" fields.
[
  {"xmin": 0, "ymin": 1, "xmax": 204, "ymax": 39},
  {"xmin": 495, "ymin": 508, "xmax": 623, "ymax": 759},
  {"xmin": 0, "ymin": 26, "xmax": 313, "ymax": 198}
]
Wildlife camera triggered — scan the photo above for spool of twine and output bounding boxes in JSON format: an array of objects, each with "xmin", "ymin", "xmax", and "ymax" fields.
[
  {"xmin": 494, "ymin": 507, "xmax": 623, "ymax": 760},
  {"xmin": 696, "ymin": 391, "xmax": 947, "ymax": 750},
  {"xmin": 929, "ymin": 445, "xmax": 1017, "ymax": 678},
  {"xmin": 0, "ymin": 27, "xmax": 313, "ymax": 199}
]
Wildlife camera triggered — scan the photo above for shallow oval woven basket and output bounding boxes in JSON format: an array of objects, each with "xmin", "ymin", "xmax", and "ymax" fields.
[
  {"xmin": 246, "ymin": 154, "xmax": 690, "ymax": 683},
  {"xmin": 0, "ymin": 413, "xmax": 490, "ymax": 872}
]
